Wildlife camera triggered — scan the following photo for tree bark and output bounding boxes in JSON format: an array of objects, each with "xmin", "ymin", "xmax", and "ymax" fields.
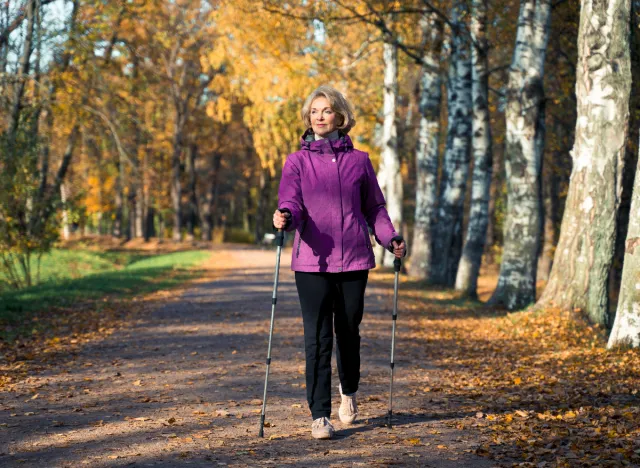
[
  {"xmin": 608, "ymin": 137, "xmax": 640, "ymax": 348},
  {"xmin": 186, "ymin": 143, "xmax": 199, "ymax": 241},
  {"xmin": 171, "ymin": 110, "xmax": 186, "ymax": 241},
  {"xmin": 431, "ymin": 0, "xmax": 473, "ymax": 286},
  {"xmin": 455, "ymin": 0, "xmax": 493, "ymax": 296},
  {"xmin": 8, "ymin": 0, "xmax": 35, "ymax": 142},
  {"xmin": 60, "ymin": 182, "xmax": 70, "ymax": 240},
  {"xmin": 408, "ymin": 15, "xmax": 443, "ymax": 280},
  {"xmin": 113, "ymin": 158, "xmax": 124, "ymax": 238},
  {"xmin": 202, "ymin": 152, "xmax": 222, "ymax": 241},
  {"xmin": 489, "ymin": 0, "xmax": 551, "ymax": 310},
  {"xmin": 254, "ymin": 166, "xmax": 271, "ymax": 245},
  {"xmin": 377, "ymin": 38, "xmax": 402, "ymax": 268},
  {"xmin": 537, "ymin": 0, "xmax": 631, "ymax": 324},
  {"xmin": 538, "ymin": 154, "xmax": 557, "ymax": 281}
]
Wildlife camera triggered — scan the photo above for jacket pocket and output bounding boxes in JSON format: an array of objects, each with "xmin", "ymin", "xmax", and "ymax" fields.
[
  {"xmin": 359, "ymin": 219, "xmax": 371, "ymax": 249},
  {"xmin": 296, "ymin": 220, "xmax": 307, "ymax": 258}
]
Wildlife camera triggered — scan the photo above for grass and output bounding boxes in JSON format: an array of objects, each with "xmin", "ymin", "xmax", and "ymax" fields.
[{"xmin": 0, "ymin": 248, "xmax": 211, "ymax": 325}]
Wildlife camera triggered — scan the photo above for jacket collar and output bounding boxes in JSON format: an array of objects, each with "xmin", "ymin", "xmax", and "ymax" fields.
[{"xmin": 300, "ymin": 128, "xmax": 354, "ymax": 153}]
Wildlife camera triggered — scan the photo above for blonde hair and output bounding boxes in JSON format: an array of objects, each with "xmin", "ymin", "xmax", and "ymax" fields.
[{"xmin": 301, "ymin": 85, "xmax": 356, "ymax": 134}]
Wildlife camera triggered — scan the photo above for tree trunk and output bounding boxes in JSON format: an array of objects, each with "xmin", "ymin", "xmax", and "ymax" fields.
[
  {"xmin": 489, "ymin": 0, "xmax": 551, "ymax": 310},
  {"xmin": 608, "ymin": 138, "xmax": 640, "ymax": 348},
  {"xmin": 455, "ymin": 0, "xmax": 493, "ymax": 296},
  {"xmin": 113, "ymin": 158, "xmax": 124, "ymax": 238},
  {"xmin": 254, "ymin": 167, "xmax": 271, "ymax": 245},
  {"xmin": 202, "ymin": 152, "xmax": 222, "ymax": 241},
  {"xmin": 143, "ymin": 149, "xmax": 152, "ymax": 241},
  {"xmin": 408, "ymin": 15, "xmax": 443, "ymax": 280},
  {"xmin": 377, "ymin": 38, "xmax": 402, "ymax": 267},
  {"xmin": 171, "ymin": 110, "xmax": 186, "ymax": 242},
  {"xmin": 8, "ymin": 0, "xmax": 35, "ymax": 141},
  {"xmin": 60, "ymin": 182, "xmax": 70, "ymax": 240},
  {"xmin": 538, "ymin": 155, "xmax": 557, "ymax": 281},
  {"xmin": 186, "ymin": 143, "xmax": 199, "ymax": 241},
  {"xmin": 430, "ymin": 0, "xmax": 473, "ymax": 286},
  {"xmin": 128, "ymin": 189, "xmax": 136, "ymax": 240},
  {"xmin": 537, "ymin": 0, "xmax": 630, "ymax": 324}
]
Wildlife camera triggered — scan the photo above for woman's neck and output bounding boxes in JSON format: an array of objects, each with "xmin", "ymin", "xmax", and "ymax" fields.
[{"xmin": 314, "ymin": 130, "xmax": 340, "ymax": 141}]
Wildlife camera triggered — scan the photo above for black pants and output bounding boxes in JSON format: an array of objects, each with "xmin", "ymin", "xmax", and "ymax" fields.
[{"xmin": 294, "ymin": 270, "xmax": 369, "ymax": 420}]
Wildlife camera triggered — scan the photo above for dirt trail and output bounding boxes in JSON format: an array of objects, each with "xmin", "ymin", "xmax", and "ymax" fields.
[{"xmin": 0, "ymin": 245, "xmax": 493, "ymax": 467}]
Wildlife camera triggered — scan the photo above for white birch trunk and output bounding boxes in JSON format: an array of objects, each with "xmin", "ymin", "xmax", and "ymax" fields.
[
  {"xmin": 489, "ymin": 0, "xmax": 551, "ymax": 310},
  {"xmin": 408, "ymin": 16, "xmax": 443, "ymax": 279},
  {"xmin": 430, "ymin": 0, "xmax": 472, "ymax": 286},
  {"xmin": 376, "ymin": 39, "xmax": 402, "ymax": 268},
  {"xmin": 608, "ymin": 138, "xmax": 640, "ymax": 348},
  {"xmin": 537, "ymin": 0, "xmax": 631, "ymax": 324},
  {"xmin": 455, "ymin": 0, "xmax": 493, "ymax": 296},
  {"xmin": 61, "ymin": 182, "xmax": 70, "ymax": 240}
]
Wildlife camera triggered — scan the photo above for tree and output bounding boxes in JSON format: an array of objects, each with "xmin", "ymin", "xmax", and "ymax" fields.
[
  {"xmin": 608, "ymin": 136, "xmax": 640, "ymax": 348},
  {"xmin": 408, "ymin": 14, "xmax": 444, "ymax": 279},
  {"xmin": 489, "ymin": 0, "xmax": 552, "ymax": 310},
  {"xmin": 430, "ymin": 0, "xmax": 472, "ymax": 286},
  {"xmin": 537, "ymin": 0, "xmax": 631, "ymax": 325},
  {"xmin": 454, "ymin": 0, "xmax": 493, "ymax": 296},
  {"xmin": 375, "ymin": 30, "xmax": 402, "ymax": 267}
]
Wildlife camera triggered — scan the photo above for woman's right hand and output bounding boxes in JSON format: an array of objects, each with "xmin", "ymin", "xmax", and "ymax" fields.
[{"xmin": 273, "ymin": 209, "xmax": 290, "ymax": 230}]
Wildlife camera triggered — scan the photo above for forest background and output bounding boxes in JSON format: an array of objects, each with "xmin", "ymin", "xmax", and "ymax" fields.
[{"xmin": 1, "ymin": 0, "xmax": 640, "ymax": 345}]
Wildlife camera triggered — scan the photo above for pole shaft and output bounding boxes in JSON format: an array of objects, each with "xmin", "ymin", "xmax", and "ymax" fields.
[
  {"xmin": 388, "ymin": 261, "xmax": 400, "ymax": 427},
  {"xmin": 259, "ymin": 242, "xmax": 282, "ymax": 437}
]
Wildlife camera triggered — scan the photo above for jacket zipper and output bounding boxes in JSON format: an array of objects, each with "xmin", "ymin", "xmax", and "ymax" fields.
[{"xmin": 296, "ymin": 220, "xmax": 307, "ymax": 258}]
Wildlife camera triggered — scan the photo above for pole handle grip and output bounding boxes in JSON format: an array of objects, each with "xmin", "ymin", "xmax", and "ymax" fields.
[
  {"xmin": 394, "ymin": 257, "xmax": 401, "ymax": 272},
  {"xmin": 275, "ymin": 230, "xmax": 284, "ymax": 247}
]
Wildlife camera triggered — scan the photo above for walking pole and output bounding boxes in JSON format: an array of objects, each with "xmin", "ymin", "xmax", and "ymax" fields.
[
  {"xmin": 258, "ymin": 227, "xmax": 285, "ymax": 438},
  {"xmin": 387, "ymin": 257, "xmax": 401, "ymax": 428}
]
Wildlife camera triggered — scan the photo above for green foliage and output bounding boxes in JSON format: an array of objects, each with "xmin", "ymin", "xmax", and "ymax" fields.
[
  {"xmin": 0, "ymin": 113, "xmax": 60, "ymax": 289},
  {"xmin": 0, "ymin": 249, "xmax": 210, "ymax": 323},
  {"xmin": 224, "ymin": 228, "xmax": 255, "ymax": 244}
]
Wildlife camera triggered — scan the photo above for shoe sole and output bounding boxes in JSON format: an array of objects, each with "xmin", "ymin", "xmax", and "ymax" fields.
[{"xmin": 339, "ymin": 413, "xmax": 357, "ymax": 424}]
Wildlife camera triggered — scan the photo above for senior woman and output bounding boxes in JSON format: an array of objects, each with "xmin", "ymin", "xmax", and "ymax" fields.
[{"xmin": 273, "ymin": 85, "xmax": 406, "ymax": 440}]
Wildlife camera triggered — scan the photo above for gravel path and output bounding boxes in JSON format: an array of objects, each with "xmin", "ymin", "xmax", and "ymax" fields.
[{"xmin": 0, "ymin": 245, "xmax": 494, "ymax": 467}]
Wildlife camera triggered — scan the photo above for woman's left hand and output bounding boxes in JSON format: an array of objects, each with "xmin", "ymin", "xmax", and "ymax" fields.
[{"xmin": 391, "ymin": 239, "xmax": 406, "ymax": 258}]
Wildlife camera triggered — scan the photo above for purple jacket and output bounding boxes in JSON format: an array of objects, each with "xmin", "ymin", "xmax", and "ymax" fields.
[{"xmin": 278, "ymin": 130, "xmax": 398, "ymax": 273}]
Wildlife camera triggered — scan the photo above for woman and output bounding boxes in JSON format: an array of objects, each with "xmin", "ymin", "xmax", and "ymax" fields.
[{"xmin": 273, "ymin": 85, "xmax": 406, "ymax": 440}]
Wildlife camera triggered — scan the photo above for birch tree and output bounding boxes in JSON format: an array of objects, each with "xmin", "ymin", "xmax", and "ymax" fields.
[
  {"xmin": 408, "ymin": 15, "xmax": 444, "ymax": 279},
  {"xmin": 430, "ymin": 0, "xmax": 472, "ymax": 286},
  {"xmin": 375, "ymin": 35, "xmax": 402, "ymax": 267},
  {"xmin": 455, "ymin": 0, "xmax": 493, "ymax": 296},
  {"xmin": 489, "ymin": 0, "xmax": 552, "ymax": 310},
  {"xmin": 537, "ymin": 0, "xmax": 631, "ymax": 325},
  {"xmin": 608, "ymin": 138, "xmax": 640, "ymax": 348}
]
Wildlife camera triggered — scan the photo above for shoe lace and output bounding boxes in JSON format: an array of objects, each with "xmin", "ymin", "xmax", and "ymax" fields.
[{"xmin": 312, "ymin": 417, "xmax": 330, "ymax": 429}]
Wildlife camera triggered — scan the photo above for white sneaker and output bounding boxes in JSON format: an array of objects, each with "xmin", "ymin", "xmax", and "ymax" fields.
[
  {"xmin": 338, "ymin": 384, "xmax": 358, "ymax": 424},
  {"xmin": 311, "ymin": 417, "xmax": 335, "ymax": 439}
]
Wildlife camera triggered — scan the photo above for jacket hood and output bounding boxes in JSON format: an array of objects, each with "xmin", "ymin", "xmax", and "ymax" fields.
[{"xmin": 300, "ymin": 128, "xmax": 354, "ymax": 153}]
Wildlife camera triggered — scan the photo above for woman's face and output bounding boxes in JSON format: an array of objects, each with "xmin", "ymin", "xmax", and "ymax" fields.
[{"xmin": 310, "ymin": 96, "xmax": 338, "ymax": 137}]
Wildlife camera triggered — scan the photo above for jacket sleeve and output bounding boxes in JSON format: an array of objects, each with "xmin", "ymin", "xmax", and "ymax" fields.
[
  {"xmin": 362, "ymin": 155, "xmax": 398, "ymax": 249},
  {"xmin": 277, "ymin": 156, "xmax": 306, "ymax": 232}
]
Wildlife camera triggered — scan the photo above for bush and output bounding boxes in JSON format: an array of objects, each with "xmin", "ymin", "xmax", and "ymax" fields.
[{"xmin": 224, "ymin": 228, "xmax": 255, "ymax": 244}]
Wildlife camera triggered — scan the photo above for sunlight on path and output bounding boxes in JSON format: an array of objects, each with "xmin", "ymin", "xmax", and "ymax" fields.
[{"xmin": 0, "ymin": 245, "xmax": 493, "ymax": 467}]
